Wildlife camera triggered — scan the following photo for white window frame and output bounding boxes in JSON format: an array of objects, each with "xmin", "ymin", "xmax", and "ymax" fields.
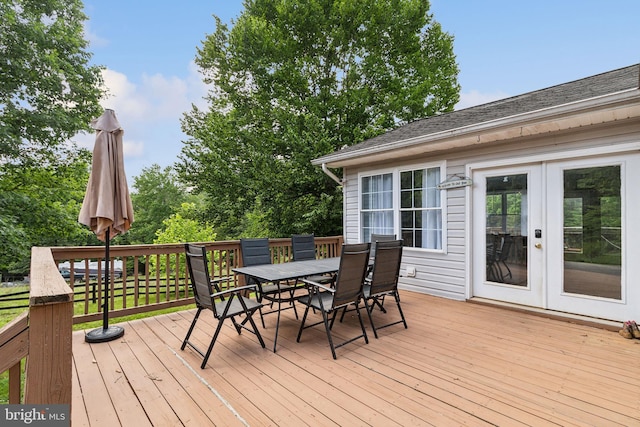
[
  {"xmin": 358, "ymin": 161, "xmax": 447, "ymax": 253},
  {"xmin": 359, "ymin": 170, "xmax": 395, "ymax": 244}
]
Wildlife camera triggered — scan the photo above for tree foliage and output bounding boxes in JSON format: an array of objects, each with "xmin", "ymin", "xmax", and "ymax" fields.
[
  {"xmin": 0, "ymin": 148, "xmax": 94, "ymax": 274},
  {"xmin": 0, "ymin": 0, "xmax": 104, "ymax": 163},
  {"xmin": 0, "ymin": 0, "xmax": 105, "ymax": 275},
  {"xmin": 179, "ymin": 0, "xmax": 459, "ymax": 238},
  {"xmin": 130, "ymin": 164, "xmax": 195, "ymax": 244},
  {"xmin": 154, "ymin": 203, "xmax": 217, "ymax": 245},
  {"xmin": 151, "ymin": 203, "xmax": 217, "ymax": 278}
]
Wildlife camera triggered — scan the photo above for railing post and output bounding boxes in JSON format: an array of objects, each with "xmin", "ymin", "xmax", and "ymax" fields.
[
  {"xmin": 0, "ymin": 311, "xmax": 29, "ymax": 404},
  {"xmin": 24, "ymin": 247, "xmax": 74, "ymax": 406}
]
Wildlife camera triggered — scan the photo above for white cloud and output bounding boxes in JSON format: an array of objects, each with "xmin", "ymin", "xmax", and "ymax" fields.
[
  {"xmin": 100, "ymin": 69, "xmax": 150, "ymax": 120},
  {"xmin": 456, "ymin": 89, "xmax": 510, "ymax": 110},
  {"xmin": 69, "ymin": 65, "xmax": 208, "ymax": 181},
  {"xmin": 100, "ymin": 66, "xmax": 208, "ymax": 122},
  {"xmin": 123, "ymin": 139, "xmax": 145, "ymax": 158},
  {"xmin": 140, "ymin": 73, "xmax": 190, "ymax": 119},
  {"xmin": 83, "ymin": 22, "xmax": 109, "ymax": 48},
  {"xmin": 95, "ymin": 68, "xmax": 190, "ymax": 161},
  {"xmin": 92, "ymin": 66, "xmax": 209, "ymax": 181}
]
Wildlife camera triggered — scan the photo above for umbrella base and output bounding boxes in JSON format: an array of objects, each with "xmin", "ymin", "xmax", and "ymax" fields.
[{"xmin": 85, "ymin": 325, "xmax": 125, "ymax": 343}]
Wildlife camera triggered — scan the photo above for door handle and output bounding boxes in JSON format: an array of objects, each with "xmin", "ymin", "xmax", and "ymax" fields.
[{"xmin": 535, "ymin": 243, "xmax": 542, "ymax": 249}]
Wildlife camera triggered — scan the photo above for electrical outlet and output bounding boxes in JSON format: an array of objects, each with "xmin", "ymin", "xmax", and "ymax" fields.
[{"xmin": 406, "ymin": 266, "xmax": 416, "ymax": 277}]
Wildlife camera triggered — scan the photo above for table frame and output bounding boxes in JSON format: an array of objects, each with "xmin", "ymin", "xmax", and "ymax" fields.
[{"xmin": 233, "ymin": 257, "xmax": 340, "ymax": 352}]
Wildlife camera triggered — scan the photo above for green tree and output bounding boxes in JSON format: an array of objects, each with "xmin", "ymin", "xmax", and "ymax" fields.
[
  {"xmin": 154, "ymin": 203, "xmax": 217, "ymax": 245},
  {"xmin": 179, "ymin": 0, "xmax": 459, "ymax": 238},
  {"xmin": 151, "ymin": 203, "xmax": 217, "ymax": 279},
  {"xmin": 0, "ymin": 147, "xmax": 93, "ymax": 275},
  {"xmin": 130, "ymin": 164, "xmax": 194, "ymax": 244},
  {"xmin": 0, "ymin": 0, "xmax": 105, "ymax": 275},
  {"xmin": 0, "ymin": 0, "xmax": 104, "ymax": 163},
  {"xmin": 0, "ymin": 216, "xmax": 28, "ymax": 278}
]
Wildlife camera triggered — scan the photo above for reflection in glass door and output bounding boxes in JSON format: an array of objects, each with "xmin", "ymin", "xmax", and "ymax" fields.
[
  {"xmin": 563, "ymin": 166, "xmax": 621, "ymax": 299},
  {"xmin": 485, "ymin": 174, "xmax": 528, "ymax": 286},
  {"xmin": 473, "ymin": 165, "xmax": 543, "ymax": 308}
]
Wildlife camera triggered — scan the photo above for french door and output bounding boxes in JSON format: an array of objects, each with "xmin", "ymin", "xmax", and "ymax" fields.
[
  {"xmin": 472, "ymin": 165, "xmax": 544, "ymax": 307},
  {"xmin": 472, "ymin": 154, "xmax": 639, "ymax": 321},
  {"xmin": 546, "ymin": 155, "xmax": 636, "ymax": 321}
]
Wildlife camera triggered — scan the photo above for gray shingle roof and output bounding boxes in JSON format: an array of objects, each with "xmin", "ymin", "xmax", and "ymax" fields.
[{"xmin": 323, "ymin": 64, "xmax": 639, "ymax": 159}]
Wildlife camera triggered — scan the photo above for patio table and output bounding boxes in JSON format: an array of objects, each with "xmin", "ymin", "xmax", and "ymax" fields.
[{"xmin": 233, "ymin": 257, "xmax": 340, "ymax": 352}]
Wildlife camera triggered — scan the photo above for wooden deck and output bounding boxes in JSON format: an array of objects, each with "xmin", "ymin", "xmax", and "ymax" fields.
[{"xmin": 72, "ymin": 291, "xmax": 640, "ymax": 426}]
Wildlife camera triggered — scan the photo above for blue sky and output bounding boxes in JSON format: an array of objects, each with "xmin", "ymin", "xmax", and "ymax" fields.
[{"xmin": 78, "ymin": 0, "xmax": 640, "ymax": 182}]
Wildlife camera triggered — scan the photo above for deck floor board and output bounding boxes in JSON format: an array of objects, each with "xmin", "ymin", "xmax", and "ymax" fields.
[{"xmin": 72, "ymin": 292, "xmax": 640, "ymax": 426}]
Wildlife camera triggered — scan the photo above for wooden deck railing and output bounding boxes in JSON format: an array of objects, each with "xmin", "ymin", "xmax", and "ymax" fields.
[
  {"xmin": 0, "ymin": 312, "xmax": 28, "ymax": 404},
  {"xmin": 50, "ymin": 236, "xmax": 343, "ymax": 324},
  {"xmin": 0, "ymin": 247, "xmax": 74, "ymax": 405},
  {"xmin": 0, "ymin": 236, "xmax": 342, "ymax": 406}
]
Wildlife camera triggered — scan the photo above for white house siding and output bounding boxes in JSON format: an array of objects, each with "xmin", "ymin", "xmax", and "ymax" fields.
[
  {"xmin": 342, "ymin": 170, "xmax": 360, "ymax": 244},
  {"xmin": 342, "ymin": 157, "xmax": 469, "ymax": 301},
  {"xmin": 340, "ymin": 119, "xmax": 640, "ymax": 303}
]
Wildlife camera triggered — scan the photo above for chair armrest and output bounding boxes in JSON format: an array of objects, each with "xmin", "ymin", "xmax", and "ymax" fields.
[
  {"xmin": 301, "ymin": 278, "xmax": 335, "ymax": 293},
  {"xmin": 210, "ymin": 276, "xmax": 232, "ymax": 293},
  {"xmin": 211, "ymin": 284, "xmax": 259, "ymax": 299}
]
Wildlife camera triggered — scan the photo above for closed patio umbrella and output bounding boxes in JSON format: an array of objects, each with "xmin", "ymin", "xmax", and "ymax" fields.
[{"xmin": 79, "ymin": 108, "xmax": 134, "ymax": 343}]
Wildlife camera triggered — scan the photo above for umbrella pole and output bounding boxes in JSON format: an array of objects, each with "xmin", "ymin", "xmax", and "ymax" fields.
[
  {"xmin": 85, "ymin": 229, "xmax": 125, "ymax": 343},
  {"xmin": 103, "ymin": 228, "xmax": 110, "ymax": 329}
]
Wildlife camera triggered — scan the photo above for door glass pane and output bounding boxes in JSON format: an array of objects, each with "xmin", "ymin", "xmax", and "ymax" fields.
[
  {"xmin": 485, "ymin": 174, "xmax": 528, "ymax": 285},
  {"xmin": 563, "ymin": 166, "xmax": 621, "ymax": 299}
]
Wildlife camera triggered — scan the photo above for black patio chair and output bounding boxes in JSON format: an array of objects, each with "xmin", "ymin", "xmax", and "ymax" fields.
[
  {"xmin": 296, "ymin": 243, "xmax": 371, "ymax": 359},
  {"xmin": 291, "ymin": 234, "xmax": 334, "ymax": 284},
  {"xmin": 365, "ymin": 233, "xmax": 398, "ymax": 303},
  {"xmin": 181, "ymin": 244, "xmax": 265, "ymax": 369},
  {"xmin": 369, "ymin": 233, "xmax": 397, "ymax": 262},
  {"xmin": 240, "ymin": 238, "xmax": 300, "ymax": 328},
  {"xmin": 361, "ymin": 239, "xmax": 407, "ymax": 338},
  {"xmin": 291, "ymin": 233, "xmax": 317, "ymax": 261}
]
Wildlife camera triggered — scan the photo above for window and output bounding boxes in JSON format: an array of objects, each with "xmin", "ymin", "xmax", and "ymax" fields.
[
  {"xmin": 361, "ymin": 173, "xmax": 394, "ymax": 244},
  {"xmin": 360, "ymin": 165, "xmax": 444, "ymax": 250},
  {"xmin": 400, "ymin": 168, "xmax": 442, "ymax": 249}
]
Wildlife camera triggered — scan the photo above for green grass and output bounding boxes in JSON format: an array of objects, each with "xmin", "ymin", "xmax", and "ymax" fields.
[
  {"xmin": 0, "ymin": 286, "xmax": 29, "ymax": 404},
  {"xmin": 1, "ymin": 281, "xmax": 196, "ymax": 330},
  {"xmin": 69, "ymin": 277, "xmax": 196, "ymax": 329},
  {"xmin": 0, "ymin": 360, "xmax": 24, "ymax": 404},
  {"xmin": 0, "ymin": 285, "xmax": 29, "ymax": 327}
]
